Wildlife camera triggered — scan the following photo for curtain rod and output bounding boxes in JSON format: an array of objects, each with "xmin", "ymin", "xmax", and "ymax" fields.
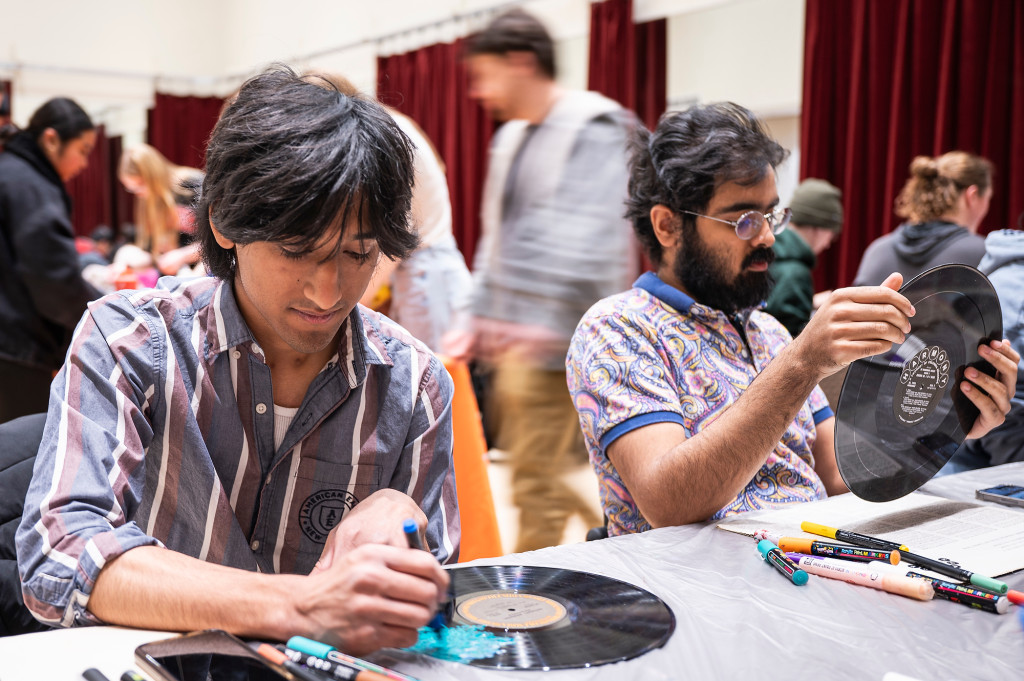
[
  {"xmin": 0, "ymin": 61, "xmax": 191, "ymax": 83},
  {"xmin": 289, "ymin": 0, "xmax": 522, "ymax": 65},
  {"xmin": 0, "ymin": 0, "xmax": 524, "ymax": 89}
]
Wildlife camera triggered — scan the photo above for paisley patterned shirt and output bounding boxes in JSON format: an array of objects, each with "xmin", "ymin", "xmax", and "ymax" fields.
[{"xmin": 567, "ymin": 272, "xmax": 833, "ymax": 535}]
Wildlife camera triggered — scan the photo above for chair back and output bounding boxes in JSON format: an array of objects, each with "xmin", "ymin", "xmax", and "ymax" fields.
[
  {"xmin": 440, "ymin": 358, "xmax": 503, "ymax": 561},
  {"xmin": 0, "ymin": 413, "xmax": 52, "ymax": 636}
]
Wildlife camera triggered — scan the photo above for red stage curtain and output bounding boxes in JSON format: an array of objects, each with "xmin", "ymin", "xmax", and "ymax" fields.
[
  {"xmin": 588, "ymin": 0, "xmax": 667, "ymax": 130},
  {"xmin": 147, "ymin": 93, "xmax": 224, "ymax": 169},
  {"xmin": 107, "ymin": 135, "xmax": 135, "ymax": 236},
  {"xmin": 377, "ymin": 39, "xmax": 494, "ymax": 266},
  {"xmin": 67, "ymin": 125, "xmax": 112, "ymax": 237},
  {"xmin": 802, "ymin": 0, "xmax": 1024, "ymax": 291},
  {"xmin": 0, "ymin": 80, "xmax": 13, "ymax": 150},
  {"xmin": 0, "ymin": 79, "xmax": 10, "ymax": 121},
  {"xmin": 66, "ymin": 131, "xmax": 136, "ymax": 238}
]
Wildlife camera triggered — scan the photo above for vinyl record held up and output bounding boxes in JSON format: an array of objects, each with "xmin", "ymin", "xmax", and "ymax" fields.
[{"xmin": 835, "ymin": 264, "xmax": 1002, "ymax": 501}]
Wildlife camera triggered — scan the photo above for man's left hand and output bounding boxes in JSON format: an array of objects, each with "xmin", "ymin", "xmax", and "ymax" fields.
[
  {"xmin": 311, "ymin": 489, "xmax": 428, "ymax": 573},
  {"xmin": 964, "ymin": 339, "xmax": 1021, "ymax": 439}
]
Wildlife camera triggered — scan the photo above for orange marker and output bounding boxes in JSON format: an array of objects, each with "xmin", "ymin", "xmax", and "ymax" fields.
[
  {"xmin": 256, "ymin": 644, "xmax": 328, "ymax": 681},
  {"xmin": 777, "ymin": 536, "xmax": 900, "ymax": 565}
]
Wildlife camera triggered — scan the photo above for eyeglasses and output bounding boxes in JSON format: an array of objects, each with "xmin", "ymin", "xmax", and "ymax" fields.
[{"xmin": 682, "ymin": 206, "xmax": 792, "ymax": 240}]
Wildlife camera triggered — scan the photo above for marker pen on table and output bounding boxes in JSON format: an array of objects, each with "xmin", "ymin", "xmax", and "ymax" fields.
[
  {"xmin": 801, "ymin": 522, "xmax": 1008, "ymax": 594},
  {"xmin": 255, "ymin": 644, "xmax": 329, "ymax": 681},
  {"xmin": 120, "ymin": 672, "xmax": 146, "ymax": 681},
  {"xmin": 82, "ymin": 670, "xmax": 112, "ymax": 681},
  {"xmin": 756, "ymin": 529, "xmax": 900, "ymax": 564},
  {"xmin": 867, "ymin": 561, "xmax": 1010, "ymax": 614},
  {"xmin": 757, "ymin": 539, "xmax": 808, "ymax": 585},
  {"xmin": 801, "ymin": 522, "xmax": 909, "ymax": 552},
  {"xmin": 897, "ymin": 548, "xmax": 1008, "ymax": 595},
  {"xmin": 777, "ymin": 537, "xmax": 900, "ymax": 564},
  {"xmin": 752, "ymin": 529, "xmax": 781, "ymax": 544},
  {"xmin": 287, "ymin": 636, "xmax": 421, "ymax": 681},
  {"xmin": 788, "ymin": 555, "xmax": 933, "ymax": 601},
  {"xmin": 403, "ymin": 518, "xmax": 451, "ymax": 631},
  {"xmin": 281, "ymin": 646, "xmax": 390, "ymax": 681}
]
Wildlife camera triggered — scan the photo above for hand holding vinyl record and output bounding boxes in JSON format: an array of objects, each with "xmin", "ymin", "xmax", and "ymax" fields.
[
  {"xmin": 960, "ymin": 338, "xmax": 1019, "ymax": 438},
  {"xmin": 792, "ymin": 272, "xmax": 916, "ymax": 381},
  {"xmin": 835, "ymin": 265, "xmax": 1010, "ymax": 501}
]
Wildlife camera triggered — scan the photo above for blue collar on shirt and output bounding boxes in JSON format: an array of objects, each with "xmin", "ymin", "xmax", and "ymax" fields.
[
  {"xmin": 634, "ymin": 271, "xmax": 697, "ymax": 313},
  {"xmin": 634, "ymin": 271, "xmax": 763, "ymax": 322}
]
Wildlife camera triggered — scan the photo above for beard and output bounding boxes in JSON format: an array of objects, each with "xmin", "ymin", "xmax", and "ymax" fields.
[{"xmin": 674, "ymin": 222, "xmax": 776, "ymax": 314}]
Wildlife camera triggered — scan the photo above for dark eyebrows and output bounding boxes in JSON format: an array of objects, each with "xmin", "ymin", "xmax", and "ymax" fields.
[{"xmin": 713, "ymin": 197, "xmax": 780, "ymax": 217}]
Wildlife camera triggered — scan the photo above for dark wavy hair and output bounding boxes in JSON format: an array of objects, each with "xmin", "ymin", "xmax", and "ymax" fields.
[
  {"xmin": 625, "ymin": 102, "xmax": 788, "ymax": 266},
  {"xmin": 464, "ymin": 8, "xmax": 556, "ymax": 79},
  {"xmin": 0, "ymin": 97, "xmax": 94, "ymax": 146},
  {"xmin": 196, "ymin": 65, "xmax": 419, "ymax": 281}
]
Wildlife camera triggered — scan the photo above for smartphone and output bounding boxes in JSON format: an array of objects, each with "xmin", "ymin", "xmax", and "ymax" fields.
[
  {"xmin": 135, "ymin": 629, "xmax": 290, "ymax": 681},
  {"xmin": 975, "ymin": 484, "xmax": 1024, "ymax": 509}
]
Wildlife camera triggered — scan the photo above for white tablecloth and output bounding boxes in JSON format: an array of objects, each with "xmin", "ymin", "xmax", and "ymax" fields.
[{"xmin": 2, "ymin": 464, "xmax": 1022, "ymax": 681}]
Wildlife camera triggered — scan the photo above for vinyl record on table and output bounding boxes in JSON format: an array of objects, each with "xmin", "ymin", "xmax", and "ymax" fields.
[
  {"xmin": 446, "ymin": 565, "xmax": 675, "ymax": 670},
  {"xmin": 835, "ymin": 264, "xmax": 1002, "ymax": 502}
]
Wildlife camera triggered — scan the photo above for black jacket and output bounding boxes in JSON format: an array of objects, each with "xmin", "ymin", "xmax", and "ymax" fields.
[
  {"xmin": 0, "ymin": 413, "xmax": 50, "ymax": 636},
  {"xmin": 765, "ymin": 228, "xmax": 816, "ymax": 337},
  {"xmin": 0, "ymin": 133, "xmax": 99, "ymax": 371}
]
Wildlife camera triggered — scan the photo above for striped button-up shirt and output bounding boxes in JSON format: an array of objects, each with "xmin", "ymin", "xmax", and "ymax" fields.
[{"xmin": 17, "ymin": 276, "xmax": 460, "ymax": 627}]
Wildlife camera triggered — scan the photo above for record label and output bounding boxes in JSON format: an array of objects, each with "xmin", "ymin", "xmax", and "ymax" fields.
[
  {"xmin": 835, "ymin": 264, "xmax": 1003, "ymax": 502},
  {"xmin": 456, "ymin": 592, "xmax": 567, "ymax": 629},
  {"xmin": 894, "ymin": 345, "xmax": 950, "ymax": 425}
]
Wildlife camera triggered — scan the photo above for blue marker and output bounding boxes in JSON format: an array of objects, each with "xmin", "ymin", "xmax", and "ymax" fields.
[
  {"xmin": 403, "ymin": 518, "xmax": 451, "ymax": 631},
  {"xmin": 757, "ymin": 539, "xmax": 809, "ymax": 586}
]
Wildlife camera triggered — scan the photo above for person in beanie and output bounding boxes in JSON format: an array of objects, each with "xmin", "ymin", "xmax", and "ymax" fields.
[{"xmin": 764, "ymin": 178, "xmax": 843, "ymax": 336}]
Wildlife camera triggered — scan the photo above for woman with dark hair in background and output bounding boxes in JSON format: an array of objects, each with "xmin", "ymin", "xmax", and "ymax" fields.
[
  {"xmin": 0, "ymin": 97, "xmax": 100, "ymax": 423},
  {"xmin": 853, "ymin": 151, "xmax": 993, "ymax": 286}
]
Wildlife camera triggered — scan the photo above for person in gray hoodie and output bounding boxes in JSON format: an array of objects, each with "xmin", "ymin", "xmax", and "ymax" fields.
[
  {"xmin": 853, "ymin": 151, "xmax": 992, "ymax": 286},
  {"xmin": 937, "ymin": 228, "xmax": 1024, "ymax": 474}
]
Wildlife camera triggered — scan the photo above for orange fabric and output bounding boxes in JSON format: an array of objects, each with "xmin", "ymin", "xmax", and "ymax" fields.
[{"xmin": 441, "ymin": 357, "xmax": 502, "ymax": 561}]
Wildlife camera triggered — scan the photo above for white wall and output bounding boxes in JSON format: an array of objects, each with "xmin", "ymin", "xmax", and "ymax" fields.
[
  {"xmin": 1, "ymin": 0, "xmax": 228, "ymax": 142},
  {"xmin": 1, "ymin": 0, "xmax": 594, "ymax": 138},
  {"xmin": 765, "ymin": 115, "xmax": 801, "ymax": 207},
  {"xmin": 218, "ymin": 0, "xmax": 591, "ymax": 94},
  {"xmin": 1, "ymin": 0, "xmax": 804, "ymax": 159},
  {"xmin": 665, "ymin": 0, "xmax": 805, "ymax": 117}
]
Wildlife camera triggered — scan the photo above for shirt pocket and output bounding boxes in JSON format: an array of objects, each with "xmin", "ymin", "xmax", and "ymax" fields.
[{"xmin": 285, "ymin": 458, "xmax": 382, "ymax": 570}]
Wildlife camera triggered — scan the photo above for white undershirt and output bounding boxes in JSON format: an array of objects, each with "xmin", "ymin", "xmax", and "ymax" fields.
[{"xmin": 274, "ymin": 404, "xmax": 300, "ymax": 451}]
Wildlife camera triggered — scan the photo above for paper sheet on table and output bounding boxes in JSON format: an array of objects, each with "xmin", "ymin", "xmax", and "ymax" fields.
[{"xmin": 716, "ymin": 492, "xmax": 1024, "ymax": 577}]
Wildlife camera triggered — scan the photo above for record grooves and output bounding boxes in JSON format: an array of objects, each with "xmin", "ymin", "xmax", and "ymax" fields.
[
  {"xmin": 835, "ymin": 264, "xmax": 1002, "ymax": 502},
  {"xmin": 445, "ymin": 565, "xmax": 675, "ymax": 670}
]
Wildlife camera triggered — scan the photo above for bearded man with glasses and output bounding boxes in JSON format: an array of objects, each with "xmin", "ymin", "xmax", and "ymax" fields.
[{"xmin": 566, "ymin": 103, "xmax": 1019, "ymax": 535}]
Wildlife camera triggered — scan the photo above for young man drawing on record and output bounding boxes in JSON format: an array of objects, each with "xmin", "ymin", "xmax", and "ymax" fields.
[
  {"xmin": 566, "ymin": 102, "xmax": 1020, "ymax": 536},
  {"xmin": 18, "ymin": 67, "xmax": 457, "ymax": 654}
]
